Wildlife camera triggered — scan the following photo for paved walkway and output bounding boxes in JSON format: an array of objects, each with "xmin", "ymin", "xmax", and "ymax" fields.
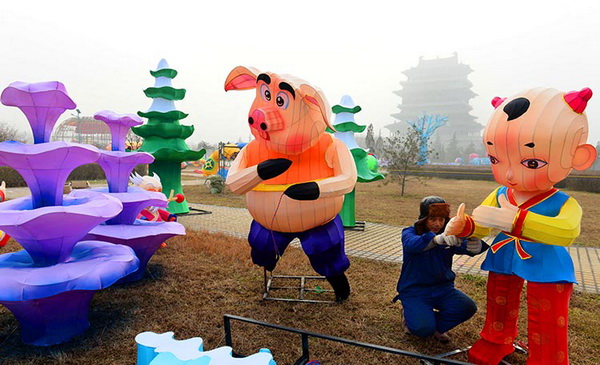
[
  {"xmin": 5, "ymin": 184, "xmax": 600, "ymax": 294},
  {"xmin": 178, "ymin": 203, "xmax": 600, "ymax": 295}
]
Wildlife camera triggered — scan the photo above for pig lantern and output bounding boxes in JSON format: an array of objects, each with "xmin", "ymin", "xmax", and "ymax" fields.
[{"xmin": 225, "ymin": 66, "xmax": 357, "ymax": 302}]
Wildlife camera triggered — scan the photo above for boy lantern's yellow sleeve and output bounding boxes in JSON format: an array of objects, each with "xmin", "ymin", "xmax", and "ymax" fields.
[
  {"xmin": 460, "ymin": 187, "xmax": 581, "ymax": 247},
  {"xmin": 517, "ymin": 197, "xmax": 581, "ymax": 247}
]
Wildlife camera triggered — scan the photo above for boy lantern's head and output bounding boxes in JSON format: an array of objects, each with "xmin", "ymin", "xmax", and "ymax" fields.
[{"xmin": 483, "ymin": 87, "xmax": 596, "ymax": 192}]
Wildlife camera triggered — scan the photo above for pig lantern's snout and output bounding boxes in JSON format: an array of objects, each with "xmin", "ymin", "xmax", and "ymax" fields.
[{"xmin": 248, "ymin": 108, "xmax": 285, "ymax": 141}]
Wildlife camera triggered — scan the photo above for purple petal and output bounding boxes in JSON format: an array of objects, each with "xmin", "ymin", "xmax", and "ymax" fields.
[
  {"xmin": 96, "ymin": 151, "xmax": 154, "ymax": 193},
  {"xmin": 94, "ymin": 110, "xmax": 143, "ymax": 151},
  {"xmin": 1, "ymin": 81, "xmax": 76, "ymax": 144}
]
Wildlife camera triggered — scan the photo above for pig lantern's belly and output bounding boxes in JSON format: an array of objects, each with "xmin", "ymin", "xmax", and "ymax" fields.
[{"xmin": 245, "ymin": 191, "xmax": 343, "ymax": 232}]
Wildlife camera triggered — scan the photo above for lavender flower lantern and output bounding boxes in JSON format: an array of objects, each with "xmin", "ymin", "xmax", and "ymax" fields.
[
  {"xmin": 0, "ymin": 81, "xmax": 139, "ymax": 346},
  {"xmin": 1, "ymin": 81, "xmax": 76, "ymax": 144},
  {"xmin": 86, "ymin": 110, "xmax": 185, "ymax": 282}
]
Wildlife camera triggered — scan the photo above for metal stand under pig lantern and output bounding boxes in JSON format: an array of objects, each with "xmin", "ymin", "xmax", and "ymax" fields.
[{"xmin": 224, "ymin": 67, "xmax": 357, "ymax": 302}]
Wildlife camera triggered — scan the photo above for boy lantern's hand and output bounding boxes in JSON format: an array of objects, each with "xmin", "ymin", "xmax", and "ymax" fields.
[
  {"xmin": 444, "ymin": 203, "xmax": 466, "ymax": 236},
  {"xmin": 473, "ymin": 194, "xmax": 518, "ymax": 231}
]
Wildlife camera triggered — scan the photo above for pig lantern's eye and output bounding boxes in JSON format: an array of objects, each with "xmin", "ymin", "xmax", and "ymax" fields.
[
  {"xmin": 276, "ymin": 92, "xmax": 290, "ymax": 109},
  {"xmin": 260, "ymin": 84, "xmax": 271, "ymax": 101}
]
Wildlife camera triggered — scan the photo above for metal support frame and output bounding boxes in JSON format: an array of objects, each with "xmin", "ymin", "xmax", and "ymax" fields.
[
  {"xmin": 177, "ymin": 207, "xmax": 212, "ymax": 216},
  {"xmin": 263, "ymin": 269, "xmax": 336, "ymax": 304},
  {"xmin": 344, "ymin": 221, "xmax": 366, "ymax": 232},
  {"xmin": 223, "ymin": 314, "xmax": 471, "ymax": 365}
]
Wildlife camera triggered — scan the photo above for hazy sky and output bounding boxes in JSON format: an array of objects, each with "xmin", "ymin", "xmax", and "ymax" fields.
[{"xmin": 1, "ymin": 0, "xmax": 599, "ymax": 148}]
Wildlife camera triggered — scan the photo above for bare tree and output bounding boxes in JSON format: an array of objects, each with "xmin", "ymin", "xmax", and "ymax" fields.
[
  {"xmin": 0, "ymin": 122, "xmax": 27, "ymax": 142},
  {"xmin": 381, "ymin": 126, "xmax": 433, "ymax": 196},
  {"xmin": 365, "ymin": 123, "xmax": 376, "ymax": 153}
]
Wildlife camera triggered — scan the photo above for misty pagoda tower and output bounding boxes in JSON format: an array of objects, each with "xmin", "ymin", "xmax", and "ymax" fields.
[
  {"xmin": 386, "ymin": 53, "xmax": 482, "ymax": 148},
  {"xmin": 133, "ymin": 59, "xmax": 205, "ymax": 214}
]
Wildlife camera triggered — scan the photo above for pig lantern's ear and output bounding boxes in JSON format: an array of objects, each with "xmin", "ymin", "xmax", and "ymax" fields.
[
  {"xmin": 225, "ymin": 66, "xmax": 261, "ymax": 91},
  {"xmin": 300, "ymin": 84, "xmax": 335, "ymax": 131}
]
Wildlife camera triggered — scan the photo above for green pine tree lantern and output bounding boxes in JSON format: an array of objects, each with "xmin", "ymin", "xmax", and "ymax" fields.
[
  {"xmin": 132, "ymin": 59, "xmax": 205, "ymax": 214},
  {"xmin": 329, "ymin": 95, "xmax": 384, "ymax": 228}
]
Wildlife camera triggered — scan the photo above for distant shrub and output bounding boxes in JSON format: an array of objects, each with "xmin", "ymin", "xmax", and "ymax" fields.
[{"xmin": 0, "ymin": 166, "xmax": 26, "ymax": 187}]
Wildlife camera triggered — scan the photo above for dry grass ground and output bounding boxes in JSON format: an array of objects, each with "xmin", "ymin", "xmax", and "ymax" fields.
[
  {"xmin": 185, "ymin": 177, "xmax": 600, "ymax": 248},
  {"xmin": 1, "ymin": 175, "xmax": 599, "ymax": 364},
  {"xmin": 1, "ymin": 231, "xmax": 599, "ymax": 365}
]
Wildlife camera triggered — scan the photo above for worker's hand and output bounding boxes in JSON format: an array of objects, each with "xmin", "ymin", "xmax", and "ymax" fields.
[
  {"xmin": 466, "ymin": 237, "xmax": 483, "ymax": 253},
  {"xmin": 473, "ymin": 194, "xmax": 518, "ymax": 231},
  {"xmin": 444, "ymin": 203, "xmax": 466, "ymax": 236},
  {"xmin": 433, "ymin": 234, "xmax": 461, "ymax": 247},
  {"xmin": 433, "ymin": 234, "xmax": 447, "ymax": 246},
  {"xmin": 443, "ymin": 234, "xmax": 462, "ymax": 247}
]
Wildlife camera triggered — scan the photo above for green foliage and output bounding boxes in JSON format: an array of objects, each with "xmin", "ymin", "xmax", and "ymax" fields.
[{"xmin": 381, "ymin": 127, "xmax": 432, "ymax": 196}]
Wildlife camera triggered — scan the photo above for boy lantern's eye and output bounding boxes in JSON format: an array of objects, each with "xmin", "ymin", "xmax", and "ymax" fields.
[
  {"xmin": 521, "ymin": 158, "xmax": 547, "ymax": 169},
  {"xmin": 276, "ymin": 92, "xmax": 290, "ymax": 109},
  {"xmin": 260, "ymin": 84, "xmax": 271, "ymax": 101},
  {"xmin": 488, "ymin": 155, "xmax": 499, "ymax": 164}
]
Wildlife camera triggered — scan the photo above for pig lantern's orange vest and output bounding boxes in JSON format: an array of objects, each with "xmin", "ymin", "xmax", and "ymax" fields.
[{"xmin": 246, "ymin": 134, "xmax": 335, "ymax": 192}]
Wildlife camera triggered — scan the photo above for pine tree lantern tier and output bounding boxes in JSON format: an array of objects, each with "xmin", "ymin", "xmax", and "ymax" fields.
[
  {"xmin": 330, "ymin": 95, "xmax": 384, "ymax": 228},
  {"xmin": 132, "ymin": 59, "xmax": 205, "ymax": 214}
]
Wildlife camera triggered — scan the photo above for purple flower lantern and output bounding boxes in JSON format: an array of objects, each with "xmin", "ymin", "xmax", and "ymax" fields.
[
  {"xmin": 96, "ymin": 187, "xmax": 168, "ymax": 225},
  {"xmin": 89, "ymin": 110, "xmax": 186, "ymax": 282},
  {"xmin": 97, "ymin": 151, "xmax": 155, "ymax": 193},
  {"xmin": 0, "ymin": 190, "xmax": 123, "ymax": 265},
  {"xmin": 93, "ymin": 110, "xmax": 154, "ymax": 193},
  {"xmin": 0, "ymin": 141, "xmax": 100, "ymax": 208},
  {"xmin": 86, "ymin": 220, "xmax": 185, "ymax": 282},
  {"xmin": 0, "ymin": 81, "xmax": 76, "ymax": 144},
  {"xmin": 0, "ymin": 81, "xmax": 140, "ymax": 346},
  {"xmin": 0, "ymin": 241, "xmax": 139, "ymax": 346},
  {"xmin": 94, "ymin": 110, "xmax": 143, "ymax": 152}
]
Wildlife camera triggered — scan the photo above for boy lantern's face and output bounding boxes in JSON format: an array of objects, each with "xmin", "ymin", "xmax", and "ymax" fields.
[{"xmin": 484, "ymin": 88, "xmax": 593, "ymax": 193}]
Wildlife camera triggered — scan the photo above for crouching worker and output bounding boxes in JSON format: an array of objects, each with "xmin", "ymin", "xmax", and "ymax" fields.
[{"xmin": 393, "ymin": 196, "xmax": 489, "ymax": 343}]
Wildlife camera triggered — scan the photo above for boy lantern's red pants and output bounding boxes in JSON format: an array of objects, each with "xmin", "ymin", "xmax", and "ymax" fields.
[{"xmin": 468, "ymin": 272, "xmax": 572, "ymax": 365}]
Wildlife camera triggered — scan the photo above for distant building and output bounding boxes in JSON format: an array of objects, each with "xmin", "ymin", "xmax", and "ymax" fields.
[
  {"xmin": 385, "ymin": 53, "xmax": 483, "ymax": 149},
  {"xmin": 52, "ymin": 116, "xmax": 111, "ymax": 148}
]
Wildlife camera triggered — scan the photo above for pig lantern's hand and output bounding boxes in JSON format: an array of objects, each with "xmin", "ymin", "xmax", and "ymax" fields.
[
  {"xmin": 472, "ymin": 194, "xmax": 518, "ymax": 231},
  {"xmin": 444, "ymin": 203, "xmax": 466, "ymax": 236},
  {"xmin": 284, "ymin": 182, "xmax": 320, "ymax": 201},
  {"xmin": 257, "ymin": 158, "xmax": 292, "ymax": 180}
]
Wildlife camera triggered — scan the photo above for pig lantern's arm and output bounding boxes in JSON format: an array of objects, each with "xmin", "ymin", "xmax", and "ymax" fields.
[
  {"xmin": 283, "ymin": 139, "xmax": 357, "ymax": 201},
  {"xmin": 226, "ymin": 146, "xmax": 291, "ymax": 195},
  {"xmin": 319, "ymin": 138, "xmax": 358, "ymax": 197}
]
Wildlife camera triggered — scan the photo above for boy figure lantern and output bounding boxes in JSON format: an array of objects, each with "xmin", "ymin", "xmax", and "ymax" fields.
[
  {"xmin": 446, "ymin": 87, "xmax": 596, "ymax": 364},
  {"xmin": 224, "ymin": 66, "xmax": 357, "ymax": 302}
]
